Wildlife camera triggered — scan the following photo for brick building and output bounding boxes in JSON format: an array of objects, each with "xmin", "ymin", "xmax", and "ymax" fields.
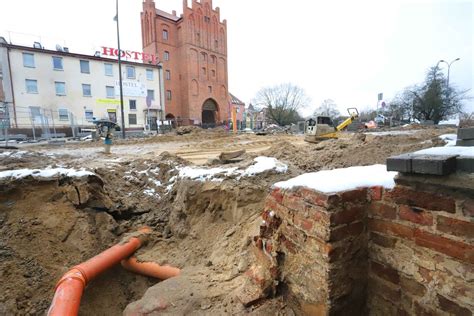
[{"xmin": 141, "ymin": 0, "xmax": 230, "ymax": 127}]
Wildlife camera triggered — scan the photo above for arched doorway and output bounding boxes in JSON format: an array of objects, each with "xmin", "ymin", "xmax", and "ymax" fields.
[
  {"xmin": 165, "ymin": 113, "xmax": 176, "ymax": 128},
  {"xmin": 202, "ymin": 98, "xmax": 218, "ymax": 128}
]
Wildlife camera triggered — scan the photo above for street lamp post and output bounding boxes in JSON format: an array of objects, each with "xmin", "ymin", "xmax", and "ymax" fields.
[
  {"xmin": 438, "ymin": 58, "xmax": 460, "ymax": 87},
  {"xmin": 115, "ymin": 0, "xmax": 126, "ymax": 139}
]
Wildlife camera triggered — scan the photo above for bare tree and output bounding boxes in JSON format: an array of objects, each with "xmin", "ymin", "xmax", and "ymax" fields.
[
  {"xmin": 389, "ymin": 90, "xmax": 416, "ymax": 121},
  {"xmin": 254, "ymin": 83, "xmax": 310, "ymax": 126},
  {"xmin": 313, "ymin": 99, "xmax": 340, "ymax": 118}
]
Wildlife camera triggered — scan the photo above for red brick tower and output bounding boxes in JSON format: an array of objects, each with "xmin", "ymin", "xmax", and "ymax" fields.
[{"xmin": 141, "ymin": 0, "xmax": 229, "ymax": 127}]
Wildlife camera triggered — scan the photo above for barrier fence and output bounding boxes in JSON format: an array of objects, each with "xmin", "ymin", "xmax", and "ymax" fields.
[{"xmin": 0, "ymin": 104, "xmax": 83, "ymax": 142}]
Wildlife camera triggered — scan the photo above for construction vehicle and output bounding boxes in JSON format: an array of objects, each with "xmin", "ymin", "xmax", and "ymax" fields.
[{"xmin": 304, "ymin": 108, "xmax": 359, "ymax": 143}]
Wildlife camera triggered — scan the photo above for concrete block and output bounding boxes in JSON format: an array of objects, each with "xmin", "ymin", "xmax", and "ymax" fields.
[
  {"xmin": 456, "ymin": 139, "xmax": 474, "ymax": 147},
  {"xmin": 456, "ymin": 156, "xmax": 474, "ymax": 173},
  {"xmin": 386, "ymin": 154, "xmax": 414, "ymax": 173},
  {"xmin": 457, "ymin": 128, "xmax": 474, "ymax": 140},
  {"xmin": 411, "ymin": 155, "xmax": 457, "ymax": 175}
]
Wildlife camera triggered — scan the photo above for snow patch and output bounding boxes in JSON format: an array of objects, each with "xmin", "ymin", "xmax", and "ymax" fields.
[
  {"xmin": 413, "ymin": 146, "xmax": 474, "ymax": 157},
  {"xmin": 365, "ymin": 131, "xmax": 417, "ymax": 136},
  {"xmin": 439, "ymin": 134, "xmax": 457, "ymax": 147},
  {"xmin": 177, "ymin": 156, "xmax": 288, "ymax": 182},
  {"xmin": 178, "ymin": 166, "xmax": 238, "ymax": 181},
  {"xmin": 0, "ymin": 151, "xmax": 29, "ymax": 158},
  {"xmin": 0, "ymin": 168, "xmax": 95, "ymax": 180},
  {"xmin": 274, "ymin": 164, "xmax": 396, "ymax": 193},
  {"xmin": 143, "ymin": 188, "xmax": 157, "ymax": 197},
  {"xmin": 438, "ymin": 118, "xmax": 460, "ymax": 126},
  {"xmin": 242, "ymin": 157, "xmax": 288, "ymax": 176}
]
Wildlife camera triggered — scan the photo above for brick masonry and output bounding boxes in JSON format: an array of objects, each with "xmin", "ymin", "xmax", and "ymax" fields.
[
  {"xmin": 242, "ymin": 173, "xmax": 474, "ymax": 315},
  {"xmin": 141, "ymin": 0, "xmax": 230, "ymax": 126}
]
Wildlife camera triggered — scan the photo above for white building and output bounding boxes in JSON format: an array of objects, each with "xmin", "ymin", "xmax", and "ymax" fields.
[{"xmin": 0, "ymin": 37, "xmax": 164, "ymax": 135}]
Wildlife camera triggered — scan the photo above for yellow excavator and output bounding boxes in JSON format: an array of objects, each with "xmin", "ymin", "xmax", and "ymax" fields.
[{"xmin": 304, "ymin": 108, "xmax": 359, "ymax": 143}]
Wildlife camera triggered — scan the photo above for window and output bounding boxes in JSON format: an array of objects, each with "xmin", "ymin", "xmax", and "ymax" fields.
[
  {"xmin": 30, "ymin": 106, "xmax": 41, "ymax": 118},
  {"xmin": 146, "ymin": 69, "xmax": 154, "ymax": 80},
  {"xmin": 80, "ymin": 60, "xmax": 90, "ymax": 74},
  {"xmin": 104, "ymin": 63, "xmax": 113, "ymax": 76},
  {"xmin": 23, "ymin": 53, "xmax": 35, "ymax": 68},
  {"xmin": 208, "ymin": 86, "xmax": 212, "ymax": 93},
  {"xmin": 106, "ymin": 86, "xmax": 115, "ymax": 98},
  {"xmin": 128, "ymin": 113, "xmax": 137, "ymax": 125},
  {"xmin": 164, "ymin": 51, "xmax": 170, "ymax": 61},
  {"xmin": 85, "ymin": 110, "xmax": 94, "ymax": 122},
  {"xmin": 166, "ymin": 90, "xmax": 172, "ymax": 101},
  {"xmin": 55, "ymin": 81, "xmax": 66, "ymax": 95},
  {"xmin": 211, "ymin": 70, "xmax": 216, "ymax": 77},
  {"xmin": 162, "ymin": 29, "xmax": 169, "ymax": 40},
  {"xmin": 25, "ymin": 79, "xmax": 38, "ymax": 94},
  {"xmin": 82, "ymin": 84, "xmax": 92, "ymax": 97},
  {"xmin": 129, "ymin": 100, "xmax": 137, "ymax": 110},
  {"xmin": 147, "ymin": 89, "xmax": 155, "ymax": 101},
  {"xmin": 52, "ymin": 56, "xmax": 63, "ymax": 70},
  {"xmin": 58, "ymin": 109, "xmax": 69, "ymax": 121},
  {"xmin": 202, "ymin": 67, "xmax": 207, "ymax": 75},
  {"xmin": 165, "ymin": 70, "xmax": 171, "ymax": 80},
  {"xmin": 214, "ymin": 40, "xmax": 218, "ymax": 50},
  {"xmin": 126, "ymin": 66, "xmax": 135, "ymax": 79}
]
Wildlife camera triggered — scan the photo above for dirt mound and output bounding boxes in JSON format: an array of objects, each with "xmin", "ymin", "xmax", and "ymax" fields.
[
  {"xmin": 0, "ymin": 150, "xmax": 67, "ymax": 171},
  {"xmin": 0, "ymin": 174, "xmax": 152, "ymax": 315},
  {"xmin": 260, "ymin": 129, "xmax": 451, "ymax": 173},
  {"xmin": 121, "ymin": 163, "xmax": 299, "ymax": 314}
]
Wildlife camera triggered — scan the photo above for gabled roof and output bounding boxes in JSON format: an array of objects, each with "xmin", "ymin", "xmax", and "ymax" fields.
[
  {"xmin": 156, "ymin": 9, "xmax": 181, "ymax": 22},
  {"xmin": 229, "ymin": 93, "xmax": 245, "ymax": 105}
]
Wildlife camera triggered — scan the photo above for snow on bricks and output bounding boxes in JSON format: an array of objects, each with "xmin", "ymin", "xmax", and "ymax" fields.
[{"xmin": 239, "ymin": 165, "xmax": 473, "ymax": 315}]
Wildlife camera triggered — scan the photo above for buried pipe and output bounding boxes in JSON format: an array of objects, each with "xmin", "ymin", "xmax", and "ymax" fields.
[
  {"xmin": 121, "ymin": 257, "xmax": 180, "ymax": 280},
  {"xmin": 47, "ymin": 227, "xmax": 152, "ymax": 316}
]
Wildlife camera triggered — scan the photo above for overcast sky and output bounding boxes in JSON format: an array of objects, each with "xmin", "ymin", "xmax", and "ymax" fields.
[{"xmin": 1, "ymin": 0, "xmax": 472, "ymax": 115}]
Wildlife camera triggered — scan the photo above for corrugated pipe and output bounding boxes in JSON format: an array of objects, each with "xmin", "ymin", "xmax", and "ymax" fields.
[{"xmin": 48, "ymin": 227, "xmax": 152, "ymax": 316}]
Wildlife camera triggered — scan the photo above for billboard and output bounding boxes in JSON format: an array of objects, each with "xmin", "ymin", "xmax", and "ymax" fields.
[{"xmin": 115, "ymin": 80, "xmax": 146, "ymax": 98}]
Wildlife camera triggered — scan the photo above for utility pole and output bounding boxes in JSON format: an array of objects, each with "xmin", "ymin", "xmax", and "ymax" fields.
[{"xmin": 115, "ymin": 0, "xmax": 126, "ymax": 139}]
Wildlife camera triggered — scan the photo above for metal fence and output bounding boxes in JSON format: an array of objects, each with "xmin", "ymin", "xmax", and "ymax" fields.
[
  {"xmin": 0, "ymin": 104, "xmax": 85, "ymax": 142},
  {"xmin": 0, "ymin": 104, "xmax": 177, "ymax": 144}
]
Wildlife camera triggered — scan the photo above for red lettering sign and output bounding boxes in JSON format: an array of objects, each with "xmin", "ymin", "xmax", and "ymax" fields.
[{"xmin": 101, "ymin": 46, "xmax": 159, "ymax": 64}]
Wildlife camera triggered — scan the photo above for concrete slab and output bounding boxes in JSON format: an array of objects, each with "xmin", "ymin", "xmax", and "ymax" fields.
[
  {"xmin": 457, "ymin": 128, "xmax": 474, "ymax": 140},
  {"xmin": 386, "ymin": 154, "xmax": 414, "ymax": 173},
  {"xmin": 411, "ymin": 155, "xmax": 457, "ymax": 175},
  {"xmin": 456, "ymin": 139, "xmax": 474, "ymax": 147},
  {"xmin": 456, "ymin": 156, "xmax": 474, "ymax": 173}
]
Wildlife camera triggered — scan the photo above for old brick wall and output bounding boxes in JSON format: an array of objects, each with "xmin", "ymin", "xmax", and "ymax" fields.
[
  {"xmin": 246, "ymin": 187, "xmax": 369, "ymax": 315},
  {"xmin": 367, "ymin": 176, "xmax": 474, "ymax": 315},
  {"xmin": 243, "ymin": 173, "xmax": 473, "ymax": 316}
]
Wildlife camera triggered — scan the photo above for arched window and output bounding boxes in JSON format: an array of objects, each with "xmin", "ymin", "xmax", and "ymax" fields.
[{"xmin": 162, "ymin": 29, "xmax": 169, "ymax": 40}]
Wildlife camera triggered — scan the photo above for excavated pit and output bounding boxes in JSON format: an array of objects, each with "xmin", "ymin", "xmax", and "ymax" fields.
[{"xmin": 0, "ymin": 126, "xmax": 458, "ymax": 315}]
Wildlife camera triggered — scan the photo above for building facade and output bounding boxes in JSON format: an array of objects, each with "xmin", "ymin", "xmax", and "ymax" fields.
[
  {"xmin": 229, "ymin": 92, "xmax": 245, "ymax": 130},
  {"xmin": 0, "ymin": 37, "xmax": 163, "ymax": 133},
  {"xmin": 141, "ymin": 0, "xmax": 230, "ymax": 127}
]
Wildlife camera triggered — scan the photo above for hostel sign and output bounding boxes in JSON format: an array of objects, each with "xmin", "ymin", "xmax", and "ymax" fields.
[
  {"xmin": 101, "ymin": 47, "xmax": 159, "ymax": 64},
  {"xmin": 115, "ymin": 80, "xmax": 146, "ymax": 97}
]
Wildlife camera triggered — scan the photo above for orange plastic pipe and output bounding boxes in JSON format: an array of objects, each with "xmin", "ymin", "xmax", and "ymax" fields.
[
  {"xmin": 47, "ymin": 227, "xmax": 151, "ymax": 316},
  {"xmin": 121, "ymin": 257, "xmax": 180, "ymax": 280}
]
